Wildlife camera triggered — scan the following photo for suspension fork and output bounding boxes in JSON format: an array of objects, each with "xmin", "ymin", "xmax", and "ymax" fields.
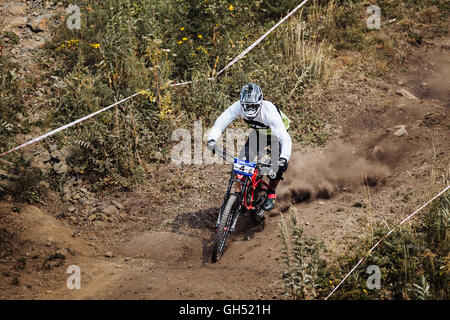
[
  {"xmin": 215, "ymin": 173, "xmax": 249, "ymax": 231},
  {"xmin": 230, "ymin": 177, "xmax": 249, "ymax": 232},
  {"xmin": 216, "ymin": 173, "xmax": 234, "ymax": 228},
  {"xmin": 216, "ymin": 172, "xmax": 246, "ymax": 228}
]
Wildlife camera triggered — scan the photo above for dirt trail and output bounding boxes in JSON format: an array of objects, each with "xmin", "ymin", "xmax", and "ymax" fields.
[{"xmin": 1, "ymin": 37, "xmax": 449, "ymax": 299}]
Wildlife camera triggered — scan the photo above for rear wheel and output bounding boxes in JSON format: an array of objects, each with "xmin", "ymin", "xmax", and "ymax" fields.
[{"xmin": 211, "ymin": 194, "xmax": 238, "ymax": 263}]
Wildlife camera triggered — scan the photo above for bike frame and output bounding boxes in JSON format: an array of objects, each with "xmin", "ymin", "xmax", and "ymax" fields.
[{"xmin": 214, "ymin": 149, "xmax": 271, "ymax": 232}]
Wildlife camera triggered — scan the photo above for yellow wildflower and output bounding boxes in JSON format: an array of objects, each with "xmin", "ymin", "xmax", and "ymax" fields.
[
  {"xmin": 182, "ymin": 37, "xmax": 188, "ymax": 41},
  {"xmin": 177, "ymin": 41, "xmax": 183, "ymax": 45},
  {"xmin": 180, "ymin": 27, "xmax": 185, "ymax": 31},
  {"xmin": 197, "ymin": 34, "xmax": 203, "ymax": 39},
  {"xmin": 229, "ymin": 4, "xmax": 234, "ymax": 11},
  {"xmin": 363, "ymin": 289, "xmax": 368, "ymax": 294},
  {"xmin": 89, "ymin": 43, "xmax": 100, "ymax": 49}
]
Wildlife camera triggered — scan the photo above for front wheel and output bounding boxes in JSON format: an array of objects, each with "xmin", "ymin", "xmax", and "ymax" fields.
[{"xmin": 211, "ymin": 194, "xmax": 238, "ymax": 263}]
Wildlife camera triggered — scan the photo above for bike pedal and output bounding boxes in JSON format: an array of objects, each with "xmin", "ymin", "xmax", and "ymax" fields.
[{"xmin": 256, "ymin": 209, "xmax": 266, "ymax": 218}]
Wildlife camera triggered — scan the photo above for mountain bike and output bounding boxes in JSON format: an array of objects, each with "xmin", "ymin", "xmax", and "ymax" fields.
[{"xmin": 211, "ymin": 147, "xmax": 275, "ymax": 263}]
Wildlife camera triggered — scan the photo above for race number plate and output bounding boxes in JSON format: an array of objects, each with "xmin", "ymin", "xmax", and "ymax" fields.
[{"xmin": 233, "ymin": 158, "xmax": 256, "ymax": 177}]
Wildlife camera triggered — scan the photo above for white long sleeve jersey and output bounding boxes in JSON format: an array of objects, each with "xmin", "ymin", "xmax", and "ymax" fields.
[{"xmin": 208, "ymin": 100, "xmax": 292, "ymax": 161}]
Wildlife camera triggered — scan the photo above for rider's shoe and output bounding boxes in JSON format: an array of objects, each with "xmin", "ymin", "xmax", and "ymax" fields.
[{"xmin": 262, "ymin": 193, "xmax": 276, "ymax": 211}]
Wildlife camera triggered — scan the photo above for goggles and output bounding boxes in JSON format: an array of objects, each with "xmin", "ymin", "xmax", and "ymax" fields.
[{"xmin": 242, "ymin": 103, "xmax": 261, "ymax": 113}]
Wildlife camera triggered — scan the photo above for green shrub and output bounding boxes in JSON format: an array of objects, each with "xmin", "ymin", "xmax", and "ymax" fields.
[
  {"xmin": 279, "ymin": 208, "xmax": 327, "ymax": 299},
  {"xmin": 327, "ymin": 193, "xmax": 449, "ymax": 300}
]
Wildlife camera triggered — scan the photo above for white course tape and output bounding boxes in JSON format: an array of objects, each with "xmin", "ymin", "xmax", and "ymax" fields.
[
  {"xmin": 0, "ymin": 1, "xmax": 309, "ymax": 156},
  {"xmin": 216, "ymin": 0, "xmax": 310, "ymax": 77},
  {"xmin": 170, "ymin": 77, "xmax": 215, "ymax": 87},
  {"xmin": 324, "ymin": 185, "xmax": 450, "ymax": 300},
  {"xmin": 0, "ymin": 93, "xmax": 140, "ymax": 157}
]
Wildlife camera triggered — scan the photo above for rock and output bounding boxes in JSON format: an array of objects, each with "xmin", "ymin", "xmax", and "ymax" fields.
[
  {"xmin": 0, "ymin": 169, "xmax": 10, "ymax": 179},
  {"xmin": 93, "ymin": 221, "xmax": 106, "ymax": 228},
  {"xmin": 87, "ymin": 206, "xmax": 97, "ymax": 214},
  {"xmin": 118, "ymin": 213, "xmax": 128, "ymax": 220},
  {"xmin": 5, "ymin": 16, "xmax": 27, "ymax": 28},
  {"xmin": 68, "ymin": 206, "xmax": 76, "ymax": 213},
  {"xmin": 72, "ymin": 194, "xmax": 81, "ymax": 201},
  {"xmin": 21, "ymin": 38, "xmax": 45, "ymax": 52},
  {"xmin": 394, "ymin": 125, "xmax": 408, "ymax": 137},
  {"xmin": 3, "ymin": 195, "xmax": 13, "ymax": 202},
  {"xmin": 154, "ymin": 151, "xmax": 163, "ymax": 160},
  {"xmin": 88, "ymin": 214, "xmax": 97, "ymax": 221},
  {"xmin": 105, "ymin": 251, "xmax": 113, "ymax": 258},
  {"xmin": 50, "ymin": 150, "xmax": 64, "ymax": 161},
  {"xmin": 49, "ymin": 144, "xmax": 58, "ymax": 152},
  {"xmin": 31, "ymin": 157, "xmax": 47, "ymax": 170},
  {"xmin": 41, "ymin": 150, "xmax": 52, "ymax": 162},
  {"xmin": 79, "ymin": 187, "xmax": 88, "ymax": 194},
  {"xmin": 111, "ymin": 200, "xmax": 123, "ymax": 210},
  {"xmin": 102, "ymin": 205, "xmax": 118, "ymax": 216},
  {"xmin": 396, "ymin": 88, "xmax": 418, "ymax": 100},
  {"xmin": 5, "ymin": 3, "xmax": 27, "ymax": 16},
  {"xmin": 53, "ymin": 162, "xmax": 68, "ymax": 174},
  {"xmin": 27, "ymin": 14, "xmax": 53, "ymax": 32},
  {"xmin": 397, "ymin": 80, "xmax": 405, "ymax": 86}
]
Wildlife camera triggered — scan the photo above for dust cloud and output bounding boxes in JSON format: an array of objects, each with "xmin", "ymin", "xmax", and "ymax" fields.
[{"xmin": 278, "ymin": 143, "xmax": 393, "ymax": 204}]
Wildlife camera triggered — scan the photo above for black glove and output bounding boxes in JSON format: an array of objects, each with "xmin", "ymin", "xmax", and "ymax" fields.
[
  {"xmin": 207, "ymin": 139, "xmax": 216, "ymax": 153},
  {"xmin": 278, "ymin": 157, "xmax": 288, "ymax": 173}
]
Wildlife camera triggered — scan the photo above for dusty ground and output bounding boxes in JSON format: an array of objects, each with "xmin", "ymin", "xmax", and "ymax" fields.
[{"xmin": 0, "ymin": 27, "xmax": 448, "ymax": 299}]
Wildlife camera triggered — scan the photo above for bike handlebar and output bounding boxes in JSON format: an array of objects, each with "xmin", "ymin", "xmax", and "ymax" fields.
[{"xmin": 212, "ymin": 146, "xmax": 273, "ymax": 167}]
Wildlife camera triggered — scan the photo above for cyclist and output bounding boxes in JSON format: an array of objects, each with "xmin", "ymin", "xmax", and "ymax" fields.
[{"xmin": 207, "ymin": 83, "xmax": 292, "ymax": 211}]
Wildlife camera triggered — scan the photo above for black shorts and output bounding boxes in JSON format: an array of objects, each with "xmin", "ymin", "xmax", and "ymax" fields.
[{"xmin": 238, "ymin": 130, "xmax": 284, "ymax": 179}]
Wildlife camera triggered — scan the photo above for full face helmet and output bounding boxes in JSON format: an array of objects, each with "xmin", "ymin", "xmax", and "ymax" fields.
[{"xmin": 240, "ymin": 83, "xmax": 263, "ymax": 119}]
